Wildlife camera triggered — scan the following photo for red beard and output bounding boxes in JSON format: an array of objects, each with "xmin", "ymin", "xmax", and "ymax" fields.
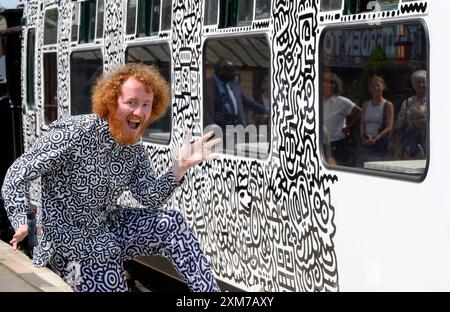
[{"xmin": 108, "ymin": 109, "xmax": 151, "ymax": 145}]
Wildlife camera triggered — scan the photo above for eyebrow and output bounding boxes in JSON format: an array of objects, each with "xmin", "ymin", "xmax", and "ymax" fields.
[{"xmin": 122, "ymin": 96, "xmax": 153, "ymax": 105}]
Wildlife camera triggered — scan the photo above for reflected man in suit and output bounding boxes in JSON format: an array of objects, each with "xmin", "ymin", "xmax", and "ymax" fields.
[{"xmin": 205, "ymin": 59, "xmax": 268, "ymax": 129}]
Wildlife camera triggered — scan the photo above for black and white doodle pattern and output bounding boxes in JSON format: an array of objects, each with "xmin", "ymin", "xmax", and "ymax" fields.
[
  {"xmin": 18, "ymin": 0, "xmax": 429, "ymax": 292},
  {"xmin": 2, "ymin": 114, "xmax": 219, "ymax": 292}
]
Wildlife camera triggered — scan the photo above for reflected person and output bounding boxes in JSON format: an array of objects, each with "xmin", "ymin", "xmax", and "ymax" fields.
[
  {"xmin": 323, "ymin": 72, "xmax": 361, "ymax": 166},
  {"xmin": 205, "ymin": 59, "xmax": 269, "ymax": 129}
]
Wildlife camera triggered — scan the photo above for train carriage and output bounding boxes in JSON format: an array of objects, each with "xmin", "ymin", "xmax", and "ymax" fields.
[{"xmin": 9, "ymin": 0, "xmax": 450, "ymax": 291}]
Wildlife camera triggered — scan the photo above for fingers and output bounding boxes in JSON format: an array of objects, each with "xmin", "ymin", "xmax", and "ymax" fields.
[
  {"xmin": 10, "ymin": 238, "xmax": 18, "ymax": 250},
  {"xmin": 204, "ymin": 138, "xmax": 222, "ymax": 150},
  {"xmin": 9, "ymin": 224, "xmax": 29, "ymax": 250},
  {"xmin": 199, "ymin": 130, "xmax": 215, "ymax": 144},
  {"xmin": 10, "ymin": 235, "xmax": 22, "ymax": 250}
]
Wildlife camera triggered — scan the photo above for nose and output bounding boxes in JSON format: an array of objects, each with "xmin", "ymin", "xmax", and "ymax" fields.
[{"xmin": 133, "ymin": 104, "xmax": 146, "ymax": 118}]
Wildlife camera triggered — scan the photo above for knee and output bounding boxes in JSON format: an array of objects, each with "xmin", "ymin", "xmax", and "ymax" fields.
[{"xmin": 160, "ymin": 210, "xmax": 189, "ymax": 234}]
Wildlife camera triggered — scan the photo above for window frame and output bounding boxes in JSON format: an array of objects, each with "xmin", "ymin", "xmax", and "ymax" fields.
[
  {"xmin": 43, "ymin": 7, "xmax": 58, "ymax": 46},
  {"xmin": 26, "ymin": 28, "xmax": 36, "ymax": 111},
  {"xmin": 71, "ymin": 1, "xmax": 80, "ymax": 42},
  {"xmin": 69, "ymin": 48, "xmax": 104, "ymax": 116},
  {"xmin": 318, "ymin": 19, "xmax": 430, "ymax": 182},
  {"xmin": 95, "ymin": 0, "xmax": 104, "ymax": 40},
  {"xmin": 42, "ymin": 6, "xmax": 59, "ymax": 126},
  {"xmin": 78, "ymin": 0, "xmax": 104, "ymax": 44},
  {"xmin": 254, "ymin": 0, "xmax": 271, "ymax": 20},
  {"xmin": 204, "ymin": 0, "xmax": 219, "ymax": 26},
  {"xmin": 202, "ymin": 32, "xmax": 272, "ymax": 161},
  {"xmin": 160, "ymin": 0, "xmax": 172, "ymax": 31},
  {"xmin": 133, "ymin": 0, "xmax": 169, "ymax": 37},
  {"xmin": 126, "ymin": 0, "xmax": 138, "ymax": 35}
]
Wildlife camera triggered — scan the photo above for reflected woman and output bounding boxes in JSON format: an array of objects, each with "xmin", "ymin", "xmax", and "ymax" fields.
[
  {"xmin": 323, "ymin": 72, "xmax": 361, "ymax": 166},
  {"xmin": 358, "ymin": 74, "xmax": 394, "ymax": 167},
  {"xmin": 389, "ymin": 70, "xmax": 427, "ymax": 160}
]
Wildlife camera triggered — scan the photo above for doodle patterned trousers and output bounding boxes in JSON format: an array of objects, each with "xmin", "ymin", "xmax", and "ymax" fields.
[{"xmin": 48, "ymin": 208, "xmax": 220, "ymax": 292}]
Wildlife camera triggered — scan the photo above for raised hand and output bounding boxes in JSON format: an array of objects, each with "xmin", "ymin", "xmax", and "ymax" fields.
[{"xmin": 171, "ymin": 131, "xmax": 222, "ymax": 181}]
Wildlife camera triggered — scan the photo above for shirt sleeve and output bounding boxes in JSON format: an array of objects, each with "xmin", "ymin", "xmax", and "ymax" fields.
[
  {"xmin": 1, "ymin": 121, "xmax": 83, "ymax": 230},
  {"xmin": 129, "ymin": 147, "xmax": 183, "ymax": 209},
  {"xmin": 341, "ymin": 96, "xmax": 356, "ymax": 116}
]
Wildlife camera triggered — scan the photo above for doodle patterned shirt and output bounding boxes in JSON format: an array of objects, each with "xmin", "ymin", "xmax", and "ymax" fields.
[{"xmin": 1, "ymin": 114, "xmax": 182, "ymax": 267}]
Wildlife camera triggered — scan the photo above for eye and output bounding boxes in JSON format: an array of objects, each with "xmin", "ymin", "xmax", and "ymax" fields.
[{"xmin": 124, "ymin": 100, "xmax": 137, "ymax": 107}]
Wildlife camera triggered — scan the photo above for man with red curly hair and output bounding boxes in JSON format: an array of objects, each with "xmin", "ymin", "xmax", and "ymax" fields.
[{"xmin": 1, "ymin": 63, "xmax": 221, "ymax": 292}]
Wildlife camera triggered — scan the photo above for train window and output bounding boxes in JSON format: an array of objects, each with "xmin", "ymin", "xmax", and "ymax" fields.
[
  {"xmin": 71, "ymin": 2, "xmax": 80, "ymax": 42},
  {"xmin": 344, "ymin": 0, "xmax": 399, "ymax": 15},
  {"xmin": 26, "ymin": 29, "xmax": 35, "ymax": 110},
  {"xmin": 44, "ymin": 8, "xmax": 58, "ymax": 45},
  {"xmin": 136, "ymin": 0, "xmax": 163, "ymax": 37},
  {"xmin": 126, "ymin": 0, "xmax": 137, "ymax": 35},
  {"xmin": 219, "ymin": 0, "xmax": 237, "ymax": 28},
  {"xmin": 321, "ymin": 0, "xmax": 342, "ymax": 11},
  {"xmin": 203, "ymin": 35, "xmax": 271, "ymax": 159},
  {"xmin": 160, "ymin": 0, "xmax": 172, "ymax": 31},
  {"xmin": 70, "ymin": 49, "xmax": 103, "ymax": 116},
  {"xmin": 237, "ymin": 0, "xmax": 253, "ymax": 26},
  {"xmin": 79, "ymin": 0, "xmax": 100, "ymax": 43},
  {"xmin": 217, "ymin": 0, "xmax": 269, "ymax": 28},
  {"xmin": 255, "ymin": 0, "xmax": 270, "ymax": 19},
  {"xmin": 320, "ymin": 21, "xmax": 428, "ymax": 179},
  {"xmin": 43, "ymin": 52, "xmax": 57, "ymax": 125},
  {"xmin": 43, "ymin": 7, "xmax": 58, "ymax": 124},
  {"xmin": 96, "ymin": 0, "xmax": 104, "ymax": 39},
  {"xmin": 204, "ymin": 0, "xmax": 219, "ymax": 25},
  {"xmin": 125, "ymin": 43, "xmax": 172, "ymax": 145}
]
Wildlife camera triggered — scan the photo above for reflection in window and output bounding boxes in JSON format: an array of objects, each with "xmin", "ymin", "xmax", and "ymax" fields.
[
  {"xmin": 320, "ymin": 0, "xmax": 342, "ymax": 11},
  {"xmin": 44, "ymin": 52, "xmax": 57, "ymax": 125},
  {"xmin": 237, "ymin": 0, "xmax": 253, "ymax": 26},
  {"xmin": 151, "ymin": 0, "xmax": 161, "ymax": 34},
  {"xmin": 126, "ymin": 0, "xmax": 137, "ymax": 35},
  {"xmin": 79, "ymin": 0, "xmax": 97, "ymax": 43},
  {"xmin": 125, "ymin": 43, "xmax": 172, "ymax": 145},
  {"xmin": 137, "ymin": 0, "xmax": 164, "ymax": 37},
  {"xmin": 204, "ymin": 0, "xmax": 218, "ymax": 25},
  {"xmin": 96, "ymin": 0, "xmax": 104, "ymax": 39},
  {"xmin": 71, "ymin": 2, "xmax": 80, "ymax": 42},
  {"xmin": 218, "ymin": 0, "xmax": 269, "ymax": 28},
  {"xmin": 70, "ymin": 50, "xmax": 103, "ymax": 116},
  {"xmin": 255, "ymin": 0, "xmax": 270, "ymax": 19},
  {"xmin": 44, "ymin": 8, "xmax": 58, "ymax": 45},
  {"xmin": 344, "ymin": 0, "xmax": 399, "ymax": 14},
  {"xmin": 160, "ymin": 0, "xmax": 172, "ymax": 31},
  {"xmin": 219, "ymin": 0, "xmax": 238, "ymax": 28},
  {"xmin": 26, "ymin": 29, "xmax": 35, "ymax": 110},
  {"xmin": 203, "ymin": 35, "xmax": 271, "ymax": 159},
  {"xmin": 321, "ymin": 22, "xmax": 428, "ymax": 178}
]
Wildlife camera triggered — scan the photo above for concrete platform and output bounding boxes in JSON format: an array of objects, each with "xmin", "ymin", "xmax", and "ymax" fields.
[{"xmin": 0, "ymin": 240, "xmax": 72, "ymax": 292}]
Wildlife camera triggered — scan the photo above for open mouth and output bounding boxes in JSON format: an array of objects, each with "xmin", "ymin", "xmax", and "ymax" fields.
[{"xmin": 127, "ymin": 118, "xmax": 142, "ymax": 130}]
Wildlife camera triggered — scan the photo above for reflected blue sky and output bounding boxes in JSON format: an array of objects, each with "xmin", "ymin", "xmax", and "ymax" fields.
[{"xmin": 0, "ymin": 0, "xmax": 21, "ymax": 9}]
